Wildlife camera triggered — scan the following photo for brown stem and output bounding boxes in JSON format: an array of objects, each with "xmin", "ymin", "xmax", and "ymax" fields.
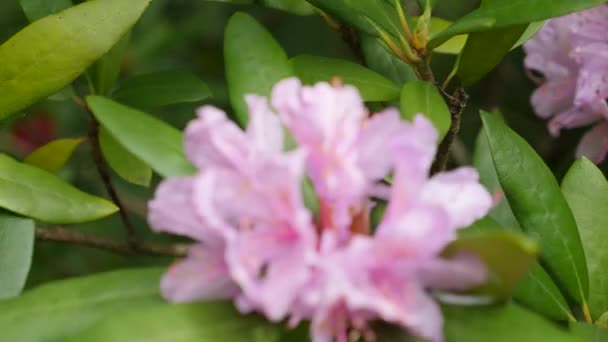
[
  {"xmin": 88, "ymin": 118, "xmax": 138, "ymax": 249},
  {"xmin": 431, "ymin": 87, "xmax": 469, "ymax": 173},
  {"xmin": 36, "ymin": 226, "xmax": 188, "ymax": 257}
]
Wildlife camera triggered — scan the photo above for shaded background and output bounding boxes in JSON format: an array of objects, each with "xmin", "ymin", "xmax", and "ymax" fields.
[{"xmin": 0, "ymin": 0, "xmax": 587, "ymax": 286}]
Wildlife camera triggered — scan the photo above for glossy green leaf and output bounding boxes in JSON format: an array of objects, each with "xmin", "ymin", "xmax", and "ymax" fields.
[
  {"xmin": 481, "ymin": 111, "xmax": 588, "ymax": 305},
  {"xmin": 19, "ymin": 0, "xmax": 72, "ymax": 22},
  {"xmin": 112, "ymin": 70, "xmax": 211, "ymax": 109},
  {"xmin": 0, "ymin": 154, "xmax": 117, "ymax": 223},
  {"xmin": 0, "ymin": 0, "xmax": 151, "ymax": 119},
  {"xmin": 0, "ymin": 268, "xmax": 164, "ymax": 342},
  {"xmin": 444, "ymin": 227, "xmax": 538, "ymax": 299},
  {"xmin": 571, "ymin": 323, "xmax": 608, "ymax": 342},
  {"xmin": 360, "ymin": 34, "xmax": 416, "ymax": 85},
  {"xmin": 291, "ymin": 55, "xmax": 400, "ymax": 102},
  {"xmin": 562, "ymin": 158, "xmax": 608, "ymax": 321},
  {"xmin": 86, "ymin": 96, "xmax": 195, "ymax": 178},
  {"xmin": 443, "ymin": 303, "xmax": 584, "ymax": 342},
  {"xmin": 99, "ymin": 127, "xmax": 152, "ymax": 187},
  {"xmin": 473, "ymin": 127, "xmax": 573, "ymax": 321},
  {"xmin": 207, "ymin": 0, "xmax": 314, "ymax": 15},
  {"xmin": 513, "ymin": 21, "xmax": 545, "ymax": 49},
  {"xmin": 23, "ymin": 137, "xmax": 84, "ymax": 172},
  {"xmin": 400, "ymin": 80, "xmax": 451, "ymax": 140},
  {"xmin": 0, "ymin": 214, "xmax": 34, "ymax": 300},
  {"xmin": 225, "ymin": 12, "xmax": 293, "ymax": 126},
  {"xmin": 426, "ymin": 17, "xmax": 467, "ymax": 55},
  {"xmin": 429, "ymin": 0, "xmax": 604, "ymax": 48},
  {"xmin": 64, "ymin": 302, "xmax": 285, "ymax": 342},
  {"xmin": 91, "ymin": 32, "xmax": 131, "ymax": 96}
]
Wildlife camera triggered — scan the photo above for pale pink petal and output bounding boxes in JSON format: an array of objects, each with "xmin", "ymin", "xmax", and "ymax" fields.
[
  {"xmin": 245, "ymin": 95, "xmax": 283, "ymax": 155},
  {"xmin": 576, "ymin": 122, "xmax": 608, "ymax": 163},
  {"xmin": 420, "ymin": 167, "xmax": 493, "ymax": 229},
  {"xmin": 530, "ymin": 79, "xmax": 576, "ymax": 118},
  {"xmin": 161, "ymin": 244, "xmax": 238, "ymax": 302},
  {"xmin": 419, "ymin": 253, "xmax": 487, "ymax": 290},
  {"xmin": 548, "ymin": 106, "xmax": 602, "ymax": 136}
]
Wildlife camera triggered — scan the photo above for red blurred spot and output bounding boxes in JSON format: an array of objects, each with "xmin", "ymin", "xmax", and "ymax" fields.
[{"xmin": 10, "ymin": 112, "xmax": 56, "ymax": 154}]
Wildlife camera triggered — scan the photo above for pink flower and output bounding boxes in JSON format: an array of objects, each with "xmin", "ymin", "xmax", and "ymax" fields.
[
  {"xmin": 524, "ymin": 5, "xmax": 608, "ymax": 162},
  {"xmin": 148, "ymin": 77, "xmax": 493, "ymax": 342}
]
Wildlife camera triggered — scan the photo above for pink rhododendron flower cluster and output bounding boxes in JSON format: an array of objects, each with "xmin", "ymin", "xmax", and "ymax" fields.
[
  {"xmin": 148, "ymin": 78, "xmax": 492, "ymax": 342},
  {"xmin": 524, "ymin": 5, "xmax": 608, "ymax": 162}
]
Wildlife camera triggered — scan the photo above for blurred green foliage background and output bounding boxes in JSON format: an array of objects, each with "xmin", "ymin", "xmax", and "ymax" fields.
[{"xmin": 0, "ymin": 0, "xmax": 587, "ymax": 287}]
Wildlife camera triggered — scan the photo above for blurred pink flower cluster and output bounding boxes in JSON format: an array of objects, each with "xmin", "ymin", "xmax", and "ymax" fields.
[
  {"xmin": 524, "ymin": 5, "xmax": 608, "ymax": 162},
  {"xmin": 148, "ymin": 78, "xmax": 492, "ymax": 342}
]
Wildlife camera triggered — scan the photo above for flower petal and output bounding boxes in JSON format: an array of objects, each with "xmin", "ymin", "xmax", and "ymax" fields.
[
  {"xmin": 419, "ymin": 252, "xmax": 487, "ymax": 290},
  {"xmin": 245, "ymin": 94, "xmax": 284, "ymax": 155},
  {"xmin": 576, "ymin": 121, "xmax": 608, "ymax": 163}
]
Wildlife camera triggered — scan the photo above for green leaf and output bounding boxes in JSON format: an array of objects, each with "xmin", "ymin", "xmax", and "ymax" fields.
[
  {"xmin": 91, "ymin": 32, "xmax": 131, "ymax": 96},
  {"xmin": 571, "ymin": 323, "xmax": 608, "ymax": 342},
  {"xmin": 63, "ymin": 302, "xmax": 284, "ymax": 342},
  {"xmin": 444, "ymin": 226, "xmax": 538, "ymax": 299},
  {"xmin": 416, "ymin": 0, "xmax": 439, "ymax": 10},
  {"xmin": 562, "ymin": 158, "xmax": 608, "ymax": 321},
  {"xmin": 480, "ymin": 111, "xmax": 589, "ymax": 305},
  {"xmin": 99, "ymin": 127, "xmax": 152, "ymax": 187},
  {"xmin": 0, "ymin": 0, "xmax": 151, "ymax": 120},
  {"xmin": 224, "ymin": 12, "xmax": 293, "ymax": 126},
  {"xmin": 443, "ymin": 303, "xmax": 584, "ymax": 342},
  {"xmin": 112, "ymin": 70, "xmax": 212, "ymax": 109},
  {"xmin": 23, "ymin": 137, "xmax": 84, "ymax": 173},
  {"xmin": 206, "ymin": 0, "xmax": 314, "ymax": 15},
  {"xmin": 86, "ymin": 96, "xmax": 195, "ymax": 178},
  {"xmin": 360, "ymin": 34, "xmax": 416, "ymax": 85},
  {"xmin": 19, "ymin": 0, "xmax": 72, "ymax": 22},
  {"xmin": 0, "ymin": 214, "xmax": 34, "ymax": 300},
  {"xmin": 0, "ymin": 268, "xmax": 164, "ymax": 342},
  {"xmin": 429, "ymin": 0, "xmax": 604, "ymax": 48},
  {"xmin": 400, "ymin": 80, "xmax": 451, "ymax": 140},
  {"xmin": 513, "ymin": 21, "xmax": 545, "ymax": 49},
  {"xmin": 0, "ymin": 154, "xmax": 117, "ymax": 223},
  {"xmin": 427, "ymin": 17, "xmax": 468, "ymax": 55},
  {"xmin": 473, "ymin": 127, "xmax": 574, "ymax": 321},
  {"xmin": 291, "ymin": 55, "xmax": 400, "ymax": 102}
]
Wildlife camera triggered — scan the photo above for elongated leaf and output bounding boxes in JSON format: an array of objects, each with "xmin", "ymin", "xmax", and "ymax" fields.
[
  {"xmin": 400, "ymin": 80, "xmax": 450, "ymax": 140},
  {"xmin": 99, "ymin": 127, "xmax": 152, "ymax": 187},
  {"xmin": 360, "ymin": 34, "xmax": 416, "ymax": 85},
  {"xmin": 0, "ymin": 0, "xmax": 151, "ymax": 119},
  {"xmin": 429, "ymin": 0, "xmax": 604, "ymax": 48},
  {"xmin": 443, "ymin": 303, "xmax": 584, "ymax": 342},
  {"xmin": 206, "ymin": 0, "xmax": 314, "ymax": 15},
  {"xmin": 87, "ymin": 96, "xmax": 195, "ymax": 178},
  {"xmin": 24, "ymin": 137, "xmax": 84, "ymax": 172},
  {"xmin": 225, "ymin": 12, "xmax": 293, "ymax": 126},
  {"xmin": 480, "ymin": 111, "xmax": 588, "ymax": 305},
  {"xmin": 0, "ymin": 154, "xmax": 117, "ymax": 223},
  {"xmin": 445, "ymin": 225, "xmax": 538, "ymax": 299},
  {"xmin": 91, "ymin": 32, "xmax": 131, "ymax": 96},
  {"xmin": 112, "ymin": 70, "xmax": 211, "ymax": 109},
  {"xmin": 19, "ymin": 0, "xmax": 72, "ymax": 22},
  {"xmin": 513, "ymin": 21, "xmax": 545, "ymax": 49},
  {"xmin": 562, "ymin": 158, "xmax": 608, "ymax": 320},
  {"xmin": 291, "ymin": 55, "xmax": 400, "ymax": 102},
  {"xmin": 0, "ymin": 214, "xmax": 34, "ymax": 300},
  {"xmin": 63, "ymin": 302, "xmax": 284, "ymax": 342},
  {"xmin": 571, "ymin": 323, "xmax": 608, "ymax": 342},
  {"xmin": 473, "ymin": 127, "xmax": 573, "ymax": 321},
  {"xmin": 0, "ymin": 268, "xmax": 164, "ymax": 342},
  {"xmin": 426, "ymin": 17, "xmax": 468, "ymax": 55}
]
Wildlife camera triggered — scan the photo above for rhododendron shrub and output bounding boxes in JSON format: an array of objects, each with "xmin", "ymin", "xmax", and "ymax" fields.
[{"xmin": 0, "ymin": 1, "xmax": 606, "ymax": 341}]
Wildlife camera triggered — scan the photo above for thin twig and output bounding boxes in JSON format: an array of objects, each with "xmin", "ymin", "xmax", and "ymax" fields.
[
  {"xmin": 431, "ymin": 87, "xmax": 469, "ymax": 173},
  {"xmin": 36, "ymin": 226, "xmax": 188, "ymax": 257},
  {"xmin": 88, "ymin": 118, "xmax": 138, "ymax": 249}
]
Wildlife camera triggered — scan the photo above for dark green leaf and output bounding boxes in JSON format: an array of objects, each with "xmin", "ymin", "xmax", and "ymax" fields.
[
  {"xmin": 99, "ymin": 127, "xmax": 152, "ymax": 187},
  {"xmin": 0, "ymin": 214, "xmax": 34, "ymax": 300},
  {"xmin": 0, "ymin": 0, "xmax": 151, "ymax": 119},
  {"xmin": 480, "ymin": 111, "xmax": 589, "ymax": 305},
  {"xmin": 443, "ymin": 303, "xmax": 584, "ymax": 342},
  {"xmin": 112, "ymin": 70, "xmax": 211, "ymax": 109},
  {"xmin": 0, "ymin": 154, "xmax": 117, "ymax": 223},
  {"xmin": 291, "ymin": 55, "xmax": 400, "ymax": 102},
  {"xmin": 23, "ymin": 137, "xmax": 84, "ymax": 173},
  {"xmin": 562, "ymin": 158, "xmax": 608, "ymax": 320},
  {"xmin": 63, "ymin": 302, "xmax": 285, "ymax": 342},
  {"xmin": 0, "ymin": 268, "xmax": 164, "ymax": 342},
  {"xmin": 19, "ymin": 0, "xmax": 72, "ymax": 22},
  {"xmin": 473, "ymin": 127, "xmax": 574, "ymax": 321},
  {"xmin": 87, "ymin": 96, "xmax": 195, "ymax": 178},
  {"xmin": 224, "ymin": 12, "xmax": 293, "ymax": 126},
  {"xmin": 91, "ymin": 32, "xmax": 131, "ymax": 96},
  {"xmin": 206, "ymin": 0, "xmax": 314, "ymax": 15},
  {"xmin": 400, "ymin": 80, "xmax": 451, "ymax": 140},
  {"xmin": 445, "ymin": 227, "xmax": 538, "ymax": 299},
  {"xmin": 360, "ymin": 34, "xmax": 416, "ymax": 85},
  {"xmin": 430, "ymin": 0, "xmax": 604, "ymax": 48}
]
